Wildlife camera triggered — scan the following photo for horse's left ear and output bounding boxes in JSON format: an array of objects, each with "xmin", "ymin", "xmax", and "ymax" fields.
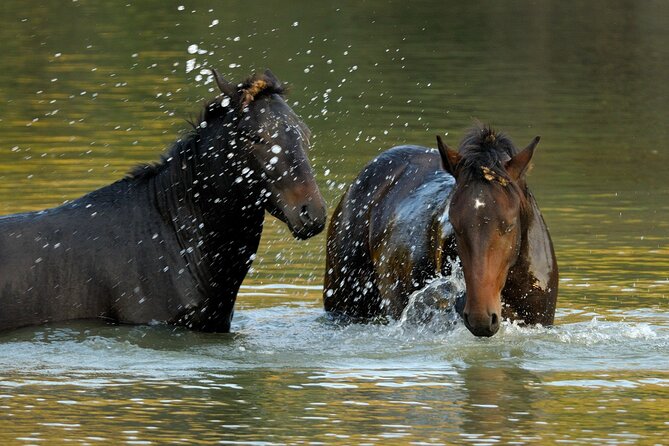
[
  {"xmin": 436, "ymin": 135, "xmax": 460, "ymax": 177},
  {"xmin": 505, "ymin": 136, "xmax": 540, "ymax": 181},
  {"xmin": 211, "ymin": 68, "xmax": 238, "ymax": 98}
]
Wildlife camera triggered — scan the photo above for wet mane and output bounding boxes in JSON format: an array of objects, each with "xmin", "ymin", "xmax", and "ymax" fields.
[
  {"xmin": 456, "ymin": 124, "xmax": 531, "ymax": 213},
  {"xmin": 457, "ymin": 125, "xmax": 518, "ymax": 184},
  {"xmin": 126, "ymin": 136, "xmax": 197, "ymax": 181},
  {"xmin": 240, "ymin": 73, "xmax": 286, "ymax": 106},
  {"xmin": 125, "ymin": 72, "xmax": 287, "ymax": 181}
]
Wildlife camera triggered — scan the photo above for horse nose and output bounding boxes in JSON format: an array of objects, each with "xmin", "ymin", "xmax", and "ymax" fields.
[
  {"xmin": 298, "ymin": 203, "xmax": 326, "ymax": 235},
  {"xmin": 463, "ymin": 310, "xmax": 500, "ymax": 337},
  {"xmin": 299, "ymin": 204, "xmax": 311, "ymax": 222}
]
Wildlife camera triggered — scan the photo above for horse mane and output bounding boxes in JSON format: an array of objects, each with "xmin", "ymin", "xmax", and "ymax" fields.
[
  {"xmin": 457, "ymin": 125, "xmax": 518, "ymax": 184},
  {"xmin": 457, "ymin": 124, "xmax": 531, "ymax": 212},
  {"xmin": 125, "ymin": 72, "xmax": 287, "ymax": 182},
  {"xmin": 126, "ymin": 136, "xmax": 197, "ymax": 181},
  {"xmin": 239, "ymin": 73, "xmax": 286, "ymax": 106}
]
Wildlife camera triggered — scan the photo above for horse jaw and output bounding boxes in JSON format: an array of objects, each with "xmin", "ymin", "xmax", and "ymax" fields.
[{"xmin": 265, "ymin": 188, "xmax": 327, "ymax": 240}]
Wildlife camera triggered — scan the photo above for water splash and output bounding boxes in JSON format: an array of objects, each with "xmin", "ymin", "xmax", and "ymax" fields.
[{"xmin": 398, "ymin": 260, "xmax": 465, "ymax": 333}]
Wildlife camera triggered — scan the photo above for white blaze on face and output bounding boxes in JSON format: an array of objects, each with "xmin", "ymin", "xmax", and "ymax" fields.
[{"xmin": 474, "ymin": 198, "xmax": 485, "ymax": 209}]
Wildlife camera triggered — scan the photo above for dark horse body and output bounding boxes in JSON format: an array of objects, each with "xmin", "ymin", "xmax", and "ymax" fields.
[
  {"xmin": 0, "ymin": 69, "xmax": 326, "ymax": 333},
  {"xmin": 324, "ymin": 126, "xmax": 557, "ymax": 336}
]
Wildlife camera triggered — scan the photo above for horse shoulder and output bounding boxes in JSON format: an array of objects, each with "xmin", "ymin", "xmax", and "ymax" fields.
[
  {"xmin": 504, "ymin": 196, "xmax": 559, "ymax": 324},
  {"xmin": 371, "ymin": 173, "xmax": 456, "ymax": 316}
]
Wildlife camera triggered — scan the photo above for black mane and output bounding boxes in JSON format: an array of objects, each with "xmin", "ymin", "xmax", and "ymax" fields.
[
  {"xmin": 239, "ymin": 73, "xmax": 286, "ymax": 98},
  {"xmin": 126, "ymin": 136, "xmax": 197, "ymax": 181},
  {"xmin": 126, "ymin": 73, "xmax": 287, "ymax": 182},
  {"xmin": 457, "ymin": 125, "xmax": 518, "ymax": 182}
]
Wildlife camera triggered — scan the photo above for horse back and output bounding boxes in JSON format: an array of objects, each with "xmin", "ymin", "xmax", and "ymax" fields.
[
  {"xmin": 0, "ymin": 184, "xmax": 197, "ymax": 331},
  {"xmin": 324, "ymin": 145, "xmax": 456, "ymax": 319}
]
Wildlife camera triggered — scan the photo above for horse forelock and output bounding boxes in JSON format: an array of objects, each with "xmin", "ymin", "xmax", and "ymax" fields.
[
  {"xmin": 241, "ymin": 74, "xmax": 285, "ymax": 107},
  {"xmin": 454, "ymin": 125, "xmax": 531, "ymax": 215},
  {"xmin": 242, "ymin": 79, "xmax": 268, "ymax": 106},
  {"xmin": 457, "ymin": 125, "xmax": 516, "ymax": 184}
]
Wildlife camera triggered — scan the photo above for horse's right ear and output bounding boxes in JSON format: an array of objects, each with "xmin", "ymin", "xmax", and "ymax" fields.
[
  {"xmin": 210, "ymin": 68, "xmax": 237, "ymax": 98},
  {"xmin": 437, "ymin": 135, "xmax": 460, "ymax": 177},
  {"xmin": 263, "ymin": 69, "xmax": 282, "ymax": 89}
]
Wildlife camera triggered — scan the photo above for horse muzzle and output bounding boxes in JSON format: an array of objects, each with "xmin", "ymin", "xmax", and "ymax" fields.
[
  {"xmin": 289, "ymin": 200, "xmax": 327, "ymax": 240},
  {"xmin": 462, "ymin": 301, "xmax": 501, "ymax": 337}
]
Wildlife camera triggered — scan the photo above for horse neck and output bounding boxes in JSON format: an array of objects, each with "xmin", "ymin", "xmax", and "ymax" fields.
[
  {"xmin": 148, "ymin": 122, "xmax": 264, "ymax": 290},
  {"xmin": 514, "ymin": 187, "xmax": 557, "ymax": 289}
]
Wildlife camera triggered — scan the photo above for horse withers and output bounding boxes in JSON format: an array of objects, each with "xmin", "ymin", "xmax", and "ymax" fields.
[
  {"xmin": 324, "ymin": 125, "xmax": 557, "ymax": 337},
  {"xmin": 0, "ymin": 69, "xmax": 326, "ymax": 333}
]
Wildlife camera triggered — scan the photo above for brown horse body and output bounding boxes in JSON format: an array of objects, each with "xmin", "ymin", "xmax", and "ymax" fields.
[{"xmin": 324, "ymin": 126, "xmax": 557, "ymax": 337}]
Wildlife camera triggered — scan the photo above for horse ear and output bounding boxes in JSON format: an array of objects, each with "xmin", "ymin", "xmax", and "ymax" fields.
[
  {"xmin": 506, "ymin": 136, "xmax": 540, "ymax": 181},
  {"xmin": 210, "ymin": 68, "xmax": 237, "ymax": 98},
  {"xmin": 264, "ymin": 69, "xmax": 282, "ymax": 89},
  {"xmin": 436, "ymin": 135, "xmax": 460, "ymax": 177}
]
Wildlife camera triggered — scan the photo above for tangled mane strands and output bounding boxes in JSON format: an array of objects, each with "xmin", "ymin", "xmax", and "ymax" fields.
[
  {"xmin": 456, "ymin": 124, "xmax": 531, "ymax": 214},
  {"xmin": 457, "ymin": 124, "xmax": 518, "ymax": 183},
  {"xmin": 196, "ymin": 72, "xmax": 288, "ymax": 124},
  {"xmin": 240, "ymin": 73, "xmax": 286, "ymax": 107},
  {"xmin": 125, "ymin": 136, "xmax": 196, "ymax": 181},
  {"xmin": 242, "ymin": 79, "xmax": 268, "ymax": 106},
  {"xmin": 125, "ymin": 70, "xmax": 288, "ymax": 181}
]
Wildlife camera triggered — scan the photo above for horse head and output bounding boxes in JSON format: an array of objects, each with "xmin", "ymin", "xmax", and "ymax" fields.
[
  {"xmin": 437, "ymin": 128, "xmax": 540, "ymax": 336},
  {"xmin": 211, "ymin": 69, "xmax": 326, "ymax": 239}
]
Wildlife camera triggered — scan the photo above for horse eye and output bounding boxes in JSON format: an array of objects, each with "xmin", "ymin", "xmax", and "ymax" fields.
[{"xmin": 502, "ymin": 222, "xmax": 516, "ymax": 233}]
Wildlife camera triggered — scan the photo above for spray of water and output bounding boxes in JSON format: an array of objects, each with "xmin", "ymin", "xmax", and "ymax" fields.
[{"xmin": 398, "ymin": 259, "xmax": 466, "ymax": 334}]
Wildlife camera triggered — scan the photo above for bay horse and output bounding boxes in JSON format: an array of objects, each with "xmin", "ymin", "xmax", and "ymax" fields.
[
  {"xmin": 324, "ymin": 125, "xmax": 557, "ymax": 337},
  {"xmin": 0, "ymin": 69, "xmax": 326, "ymax": 333}
]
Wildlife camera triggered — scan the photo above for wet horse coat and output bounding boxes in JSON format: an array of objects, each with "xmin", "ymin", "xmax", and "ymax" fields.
[
  {"xmin": 0, "ymin": 69, "xmax": 326, "ymax": 332},
  {"xmin": 324, "ymin": 126, "xmax": 557, "ymax": 336}
]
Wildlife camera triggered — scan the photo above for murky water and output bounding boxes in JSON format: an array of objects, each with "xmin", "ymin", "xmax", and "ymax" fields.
[{"xmin": 0, "ymin": 0, "xmax": 668, "ymax": 444}]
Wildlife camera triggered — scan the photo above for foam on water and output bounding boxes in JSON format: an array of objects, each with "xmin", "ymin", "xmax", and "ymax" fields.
[
  {"xmin": 398, "ymin": 264, "xmax": 465, "ymax": 334},
  {"xmin": 0, "ymin": 274, "xmax": 666, "ymax": 378}
]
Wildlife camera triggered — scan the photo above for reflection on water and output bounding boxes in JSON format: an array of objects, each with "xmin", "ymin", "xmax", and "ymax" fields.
[{"xmin": 1, "ymin": 0, "xmax": 669, "ymax": 443}]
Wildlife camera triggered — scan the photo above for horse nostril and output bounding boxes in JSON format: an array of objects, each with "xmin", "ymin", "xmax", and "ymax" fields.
[
  {"xmin": 490, "ymin": 312, "xmax": 499, "ymax": 331},
  {"xmin": 300, "ymin": 205, "xmax": 311, "ymax": 222}
]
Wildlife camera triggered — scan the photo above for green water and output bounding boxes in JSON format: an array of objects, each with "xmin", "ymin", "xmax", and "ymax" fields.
[{"xmin": 0, "ymin": 0, "xmax": 668, "ymax": 444}]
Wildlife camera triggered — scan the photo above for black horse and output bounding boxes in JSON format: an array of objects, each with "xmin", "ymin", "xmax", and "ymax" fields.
[
  {"xmin": 0, "ymin": 69, "xmax": 326, "ymax": 333},
  {"xmin": 324, "ymin": 125, "xmax": 557, "ymax": 337}
]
